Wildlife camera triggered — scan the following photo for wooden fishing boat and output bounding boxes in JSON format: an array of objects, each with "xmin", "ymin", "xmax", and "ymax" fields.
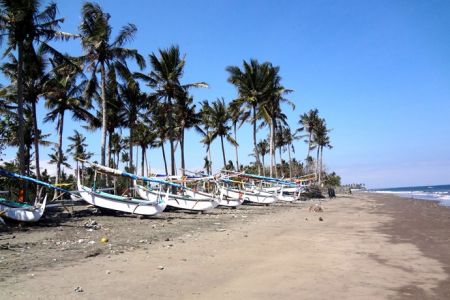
[
  {"xmin": 134, "ymin": 182, "xmax": 220, "ymax": 211},
  {"xmin": 0, "ymin": 195, "xmax": 47, "ymax": 222},
  {"xmin": 77, "ymin": 173, "xmax": 166, "ymax": 216},
  {"xmin": 219, "ymin": 184, "xmax": 277, "ymax": 204}
]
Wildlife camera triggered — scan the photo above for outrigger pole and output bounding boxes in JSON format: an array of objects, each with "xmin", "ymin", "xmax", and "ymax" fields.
[
  {"xmin": 221, "ymin": 170, "xmax": 297, "ymax": 186},
  {"xmin": 0, "ymin": 168, "xmax": 71, "ymax": 194},
  {"xmin": 77, "ymin": 159, "xmax": 186, "ymax": 189}
]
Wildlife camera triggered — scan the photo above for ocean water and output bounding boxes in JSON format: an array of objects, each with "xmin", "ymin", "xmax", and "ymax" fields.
[{"xmin": 370, "ymin": 184, "xmax": 450, "ymax": 207}]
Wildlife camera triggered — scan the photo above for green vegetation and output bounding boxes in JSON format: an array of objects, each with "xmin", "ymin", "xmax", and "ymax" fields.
[{"xmin": 0, "ymin": 1, "xmax": 337, "ymax": 201}]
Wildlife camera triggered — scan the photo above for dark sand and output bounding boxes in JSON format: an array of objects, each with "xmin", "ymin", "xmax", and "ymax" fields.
[{"xmin": 0, "ymin": 193, "xmax": 449, "ymax": 299}]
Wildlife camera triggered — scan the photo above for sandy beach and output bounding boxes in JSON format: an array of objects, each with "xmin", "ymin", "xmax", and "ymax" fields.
[{"xmin": 1, "ymin": 193, "xmax": 449, "ymax": 299}]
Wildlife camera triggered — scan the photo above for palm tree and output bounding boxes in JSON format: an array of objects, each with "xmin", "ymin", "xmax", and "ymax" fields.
[
  {"xmin": 44, "ymin": 57, "xmax": 93, "ymax": 197},
  {"xmin": 174, "ymin": 91, "xmax": 200, "ymax": 175},
  {"xmin": 0, "ymin": 50, "xmax": 49, "ymax": 179},
  {"xmin": 0, "ymin": 0, "xmax": 73, "ymax": 175},
  {"xmin": 67, "ymin": 130, "xmax": 93, "ymax": 172},
  {"xmin": 228, "ymin": 101, "xmax": 247, "ymax": 171},
  {"xmin": 110, "ymin": 132, "xmax": 124, "ymax": 169},
  {"xmin": 198, "ymin": 100, "xmax": 213, "ymax": 174},
  {"xmin": 298, "ymin": 109, "xmax": 320, "ymax": 160},
  {"xmin": 133, "ymin": 122, "xmax": 156, "ymax": 176},
  {"xmin": 147, "ymin": 101, "xmax": 170, "ymax": 175},
  {"xmin": 227, "ymin": 59, "xmax": 278, "ymax": 175},
  {"xmin": 79, "ymin": 2, "xmax": 145, "ymax": 167},
  {"xmin": 118, "ymin": 79, "xmax": 145, "ymax": 174},
  {"xmin": 311, "ymin": 118, "xmax": 332, "ymax": 185},
  {"xmin": 135, "ymin": 45, "xmax": 207, "ymax": 176},
  {"xmin": 257, "ymin": 139, "xmax": 269, "ymax": 176},
  {"xmin": 279, "ymin": 127, "xmax": 296, "ymax": 178},
  {"xmin": 201, "ymin": 98, "xmax": 237, "ymax": 169}
]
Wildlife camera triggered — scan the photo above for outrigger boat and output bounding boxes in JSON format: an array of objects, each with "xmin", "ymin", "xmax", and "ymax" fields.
[
  {"xmin": 219, "ymin": 178, "xmax": 278, "ymax": 205},
  {"xmin": 76, "ymin": 162, "xmax": 168, "ymax": 216},
  {"xmin": 134, "ymin": 175, "xmax": 220, "ymax": 211},
  {"xmin": 0, "ymin": 169, "xmax": 69, "ymax": 222},
  {"xmin": 167, "ymin": 171, "xmax": 244, "ymax": 208}
]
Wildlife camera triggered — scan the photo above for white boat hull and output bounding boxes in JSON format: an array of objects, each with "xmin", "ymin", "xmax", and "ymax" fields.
[
  {"xmin": 77, "ymin": 178, "xmax": 166, "ymax": 216},
  {"xmin": 219, "ymin": 186, "xmax": 277, "ymax": 204},
  {"xmin": 0, "ymin": 195, "xmax": 47, "ymax": 222},
  {"xmin": 135, "ymin": 184, "xmax": 220, "ymax": 211}
]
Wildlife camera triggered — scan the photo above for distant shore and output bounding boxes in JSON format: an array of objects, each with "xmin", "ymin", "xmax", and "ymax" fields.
[{"xmin": 1, "ymin": 193, "xmax": 449, "ymax": 299}]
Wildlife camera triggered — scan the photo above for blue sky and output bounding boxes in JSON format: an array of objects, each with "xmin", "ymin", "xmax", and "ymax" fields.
[{"xmin": 2, "ymin": 0, "xmax": 450, "ymax": 188}]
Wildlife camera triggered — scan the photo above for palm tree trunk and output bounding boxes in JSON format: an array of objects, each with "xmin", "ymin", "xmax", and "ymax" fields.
[
  {"xmin": 288, "ymin": 143, "xmax": 293, "ymax": 179},
  {"xmin": 180, "ymin": 129, "xmax": 185, "ymax": 175},
  {"xmin": 145, "ymin": 148, "xmax": 150, "ymax": 176},
  {"xmin": 161, "ymin": 144, "xmax": 168, "ymax": 175},
  {"xmin": 262, "ymin": 154, "xmax": 265, "ymax": 176},
  {"xmin": 129, "ymin": 126, "xmax": 134, "ymax": 173},
  {"xmin": 207, "ymin": 143, "xmax": 212, "ymax": 175},
  {"xmin": 279, "ymin": 146, "xmax": 284, "ymax": 177},
  {"xmin": 54, "ymin": 111, "xmax": 64, "ymax": 200},
  {"xmin": 306, "ymin": 132, "xmax": 312, "ymax": 160},
  {"xmin": 315, "ymin": 147, "xmax": 320, "ymax": 183},
  {"xmin": 167, "ymin": 96, "xmax": 176, "ymax": 176},
  {"xmin": 100, "ymin": 63, "xmax": 107, "ymax": 167},
  {"xmin": 220, "ymin": 135, "xmax": 226, "ymax": 168},
  {"xmin": 31, "ymin": 101, "xmax": 41, "ymax": 180},
  {"xmin": 141, "ymin": 146, "xmax": 145, "ymax": 176},
  {"xmin": 107, "ymin": 130, "xmax": 113, "ymax": 167},
  {"xmin": 17, "ymin": 41, "xmax": 25, "ymax": 176},
  {"xmin": 319, "ymin": 146, "xmax": 323, "ymax": 185},
  {"xmin": 269, "ymin": 119, "xmax": 274, "ymax": 177},
  {"xmin": 252, "ymin": 105, "xmax": 261, "ymax": 175},
  {"xmin": 233, "ymin": 124, "xmax": 239, "ymax": 171}
]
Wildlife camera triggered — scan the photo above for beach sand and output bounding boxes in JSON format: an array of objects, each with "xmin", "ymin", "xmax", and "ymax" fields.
[{"xmin": 0, "ymin": 193, "xmax": 449, "ymax": 299}]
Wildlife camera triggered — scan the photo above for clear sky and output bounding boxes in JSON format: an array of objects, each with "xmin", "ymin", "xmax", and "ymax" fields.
[{"xmin": 2, "ymin": 0, "xmax": 450, "ymax": 189}]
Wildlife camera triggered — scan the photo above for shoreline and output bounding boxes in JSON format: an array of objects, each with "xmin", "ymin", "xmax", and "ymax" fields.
[{"xmin": 1, "ymin": 193, "xmax": 449, "ymax": 299}]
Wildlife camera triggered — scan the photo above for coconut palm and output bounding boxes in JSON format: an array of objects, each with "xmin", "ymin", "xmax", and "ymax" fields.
[
  {"xmin": 201, "ymin": 98, "xmax": 237, "ymax": 169},
  {"xmin": 0, "ymin": 0, "xmax": 74, "ymax": 175},
  {"xmin": 135, "ymin": 45, "xmax": 207, "ymax": 175},
  {"xmin": 227, "ymin": 59, "xmax": 279, "ymax": 175},
  {"xmin": 257, "ymin": 139, "xmax": 269, "ymax": 176},
  {"xmin": 110, "ymin": 132, "xmax": 125, "ymax": 169},
  {"xmin": 228, "ymin": 100, "xmax": 247, "ymax": 171},
  {"xmin": 67, "ymin": 130, "xmax": 93, "ymax": 172},
  {"xmin": 133, "ymin": 122, "xmax": 156, "ymax": 176},
  {"xmin": 44, "ymin": 57, "xmax": 93, "ymax": 197},
  {"xmin": 174, "ymin": 91, "xmax": 200, "ymax": 175},
  {"xmin": 310, "ymin": 118, "xmax": 332, "ymax": 185},
  {"xmin": 118, "ymin": 79, "xmax": 146, "ymax": 173},
  {"xmin": 298, "ymin": 109, "xmax": 320, "ymax": 160},
  {"xmin": 79, "ymin": 2, "xmax": 145, "ymax": 168},
  {"xmin": 0, "ymin": 50, "xmax": 49, "ymax": 179}
]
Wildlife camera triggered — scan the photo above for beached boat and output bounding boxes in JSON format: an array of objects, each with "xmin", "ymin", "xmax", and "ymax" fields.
[
  {"xmin": 77, "ymin": 172, "xmax": 167, "ymax": 216},
  {"xmin": 219, "ymin": 183, "xmax": 278, "ymax": 204},
  {"xmin": 134, "ymin": 182, "xmax": 220, "ymax": 211},
  {"xmin": 0, "ymin": 168, "xmax": 71, "ymax": 222},
  {"xmin": 0, "ymin": 195, "xmax": 47, "ymax": 222}
]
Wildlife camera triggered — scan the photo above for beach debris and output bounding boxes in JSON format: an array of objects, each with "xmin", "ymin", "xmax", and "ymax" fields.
[
  {"xmin": 88, "ymin": 240, "xmax": 96, "ymax": 245},
  {"xmin": 158, "ymin": 265, "xmax": 165, "ymax": 270},
  {"xmin": 106, "ymin": 270, "xmax": 111, "ymax": 274},
  {"xmin": 84, "ymin": 219, "xmax": 101, "ymax": 230},
  {"xmin": 85, "ymin": 249, "xmax": 102, "ymax": 258},
  {"xmin": 139, "ymin": 239, "xmax": 148, "ymax": 243},
  {"xmin": 309, "ymin": 204, "xmax": 323, "ymax": 213},
  {"xmin": 319, "ymin": 217, "xmax": 324, "ymax": 221},
  {"xmin": 74, "ymin": 286, "xmax": 84, "ymax": 293},
  {"xmin": 216, "ymin": 228, "xmax": 226, "ymax": 232},
  {"xmin": 100, "ymin": 237, "xmax": 109, "ymax": 243}
]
